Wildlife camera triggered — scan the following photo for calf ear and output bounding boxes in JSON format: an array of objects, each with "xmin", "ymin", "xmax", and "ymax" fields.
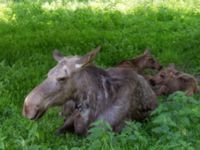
[
  {"xmin": 144, "ymin": 49, "xmax": 151, "ymax": 56},
  {"xmin": 53, "ymin": 49, "xmax": 64, "ymax": 62},
  {"xmin": 76, "ymin": 46, "xmax": 101, "ymax": 68},
  {"xmin": 168, "ymin": 64, "xmax": 176, "ymax": 69},
  {"xmin": 167, "ymin": 64, "xmax": 178, "ymax": 75},
  {"xmin": 167, "ymin": 64, "xmax": 177, "ymax": 74}
]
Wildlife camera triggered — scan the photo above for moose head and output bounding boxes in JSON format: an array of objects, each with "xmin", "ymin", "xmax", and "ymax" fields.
[{"xmin": 22, "ymin": 47, "xmax": 101, "ymax": 120}]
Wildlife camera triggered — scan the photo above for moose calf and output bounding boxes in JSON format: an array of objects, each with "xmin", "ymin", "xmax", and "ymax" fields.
[
  {"xmin": 150, "ymin": 64, "xmax": 200, "ymax": 96},
  {"xmin": 116, "ymin": 49, "xmax": 162, "ymax": 74}
]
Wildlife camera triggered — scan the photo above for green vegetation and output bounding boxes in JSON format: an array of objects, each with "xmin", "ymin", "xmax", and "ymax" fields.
[{"xmin": 0, "ymin": 0, "xmax": 200, "ymax": 149}]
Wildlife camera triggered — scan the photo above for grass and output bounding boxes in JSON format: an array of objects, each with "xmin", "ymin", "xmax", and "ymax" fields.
[{"xmin": 0, "ymin": 0, "xmax": 200, "ymax": 149}]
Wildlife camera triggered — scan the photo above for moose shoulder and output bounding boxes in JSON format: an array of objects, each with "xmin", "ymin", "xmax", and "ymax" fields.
[{"xmin": 23, "ymin": 47, "xmax": 158, "ymax": 135}]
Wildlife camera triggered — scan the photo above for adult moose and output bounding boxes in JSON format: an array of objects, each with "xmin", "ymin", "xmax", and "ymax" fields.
[{"xmin": 23, "ymin": 47, "xmax": 158, "ymax": 135}]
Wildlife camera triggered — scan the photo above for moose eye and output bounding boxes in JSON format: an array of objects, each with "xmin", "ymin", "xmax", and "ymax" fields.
[{"xmin": 57, "ymin": 77, "xmax": 67, "ymax": 82}]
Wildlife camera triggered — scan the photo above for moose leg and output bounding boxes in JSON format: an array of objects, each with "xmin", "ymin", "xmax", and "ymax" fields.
[
  {"xmin": 56, "ymin": 114, "xmax": 76, "ymax": 135},
  {"xmin": 113, "ymin": 121, "xmax": 126, "ymax": 133},
  {"xmin": 73, "ymin": 115, "xmax": 89, "ymax": 136},
  {"xmin": 97, "ymin": 100, "xmax": 129, "ymax": 132}
]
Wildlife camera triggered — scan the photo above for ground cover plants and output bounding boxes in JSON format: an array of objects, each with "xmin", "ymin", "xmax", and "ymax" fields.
[{"xmin": 0, "ymin": 0, "xmax": 200, "ymax": 149}]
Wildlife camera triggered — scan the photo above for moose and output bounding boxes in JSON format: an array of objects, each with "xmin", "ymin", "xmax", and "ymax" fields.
[
  {"xmin": 23, "ymin": 47, "xmax": 158, "ymax": 135},
  {"xmin": 116, "ymin": 49, "xmax": 162, "ymax": 74},
  {"xmin": 150, "ymin": 64, "xmax": 200, "ymax": 96}
]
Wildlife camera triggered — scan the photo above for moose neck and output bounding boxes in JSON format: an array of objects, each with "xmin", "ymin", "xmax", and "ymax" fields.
[
  {"xmin": 73, "ymin": 66, "xmax": 109, "ymax": 99},
  {"xmin": 72, "ymin": 66, "xmax": 115, "ymax": 117}
]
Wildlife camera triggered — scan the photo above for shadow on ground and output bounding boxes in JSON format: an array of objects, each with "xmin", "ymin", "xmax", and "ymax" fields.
[{"xmin": 0, "ymin": 2, "xmax": 200, "ymax": 69}]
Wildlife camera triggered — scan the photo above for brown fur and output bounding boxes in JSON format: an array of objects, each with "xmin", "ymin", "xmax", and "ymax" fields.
[
  {"xmin": 23, "ymin": 47, "xmax": 158, "ymax": 135},
  {"xmin": 57, "ymin": 101, "xmax": 89, "ymax": 135},
  {"xmin": 57, "ymin": 66, "xmax": 157, "ymax": 135},
  {"xmin": 59, "ymin": 49, "xmax": 160, "ymax": 120},
  {"xmin": 150, "ymin": 64, "xmax": 200, "ymax": 96},
  {"xmin": 59, "ymin": 100, "xmax": 76, "ymax": 120},
  {"xmin": 116, "ymin": 49, "xmax": 162, "ymax": 74}
]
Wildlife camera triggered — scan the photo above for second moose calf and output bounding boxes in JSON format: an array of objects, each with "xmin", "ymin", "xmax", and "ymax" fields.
[{"xmin": 150, "ymin": 64, "xmax": 200, "ymax": 96}]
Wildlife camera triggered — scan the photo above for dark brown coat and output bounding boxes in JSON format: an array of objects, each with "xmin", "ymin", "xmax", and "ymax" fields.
[
  {"xmin": 116, "ymin": 49, "xmax": 162, "ymax": 74},
  {"xmin": 23, "ymin": 47, "xmax": 158, "ymax": 135},
  {"xmin": 150, "ymin": 64, "xmax": 200, "ymax": 96}
]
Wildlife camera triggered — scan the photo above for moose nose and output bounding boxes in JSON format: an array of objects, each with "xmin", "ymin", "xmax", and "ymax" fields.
[
  {"xmin": 22, "ymin": 102, "xmax": 28, "ymax": 117},
  {"xmin": 22, "ymin": 102, "xmax": 39, "ymax": 120}
]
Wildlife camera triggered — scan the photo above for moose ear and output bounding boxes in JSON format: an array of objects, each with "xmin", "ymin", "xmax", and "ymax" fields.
[
  {"xmin": 144, "ymin": 49, "xmax": 151, "ymax": 55},
  {"xmin": 53, "ymin": 49, "xmax": 64, "ymax": 62},
  {"xmin": 76, "ymin": 46, "xmax": 101, "ymax": 68}
]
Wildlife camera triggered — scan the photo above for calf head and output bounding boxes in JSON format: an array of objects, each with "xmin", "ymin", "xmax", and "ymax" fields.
[
  {"xmin": 23, "ymin": 47, "xmax": 101, "ymax": 120},
  {"xmin": 150, "ymin": 64, "xmax": 178, "ymax": 85},
  {"xmin": 136, "ymin": 49, "xmax": 162, "ymax": 70}
]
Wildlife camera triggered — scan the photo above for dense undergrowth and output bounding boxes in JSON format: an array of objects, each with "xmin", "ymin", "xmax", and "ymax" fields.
[{"xmin": 0, "ymin": 0, "xmax": 200, "ymax": 149}]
